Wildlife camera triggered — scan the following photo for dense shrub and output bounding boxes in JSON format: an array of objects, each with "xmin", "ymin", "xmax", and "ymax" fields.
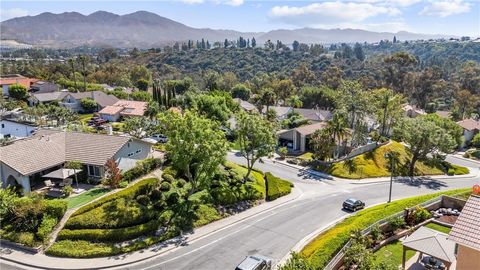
[
  {"xmin": 1, "ymin": 231, "xmax": 37, "ymax": 247},
  {"xmin": 175, "ymin": 179, "xmax": 186, "ymax": 188},
  {"xmin": 166, "ymin": 192, "xmax": 179, "ymax": 206},
  {"xmin": 153, "ymin": 200, "xmax": 166, "ymax": 211},
  {"xmin": 189, "ymin": 190, "xmax": 214, "ymax": 204},
  {"xmin": 162, "ymin": 166, "xmax": 177, "ymax": 178},
  {"xmin": 414, "ymin": 207, "xmax": 432, "ymax": 223},
  {"xmin": 136, "ymin": 195, "xmax": 150, "ymax": 206},
  {"xmin": 122, "ymin": 158, "xmax": 162, "ymax": 182},
  {"xmin": 387, "ymin": 216, "xmax": 406, "ymax": 232},
  {"xmin": 160, "ymin": 182, "xmax": 171, "ymax": 191},
  {"xmin": 162, "ymin": 174, "xmax": 174, "ymax": 183},
  {"xmin": 193, "ymin": 204, "xmax": 221, "ymax": 227},
  {"xmin": 149, "ymin": 189, "xmax": 162, "ymax": 201},
  {"xmin": 36, "ymin": 215, "xmax": 57, "ymax": 241},
  {"xmin": 57, "ymin": 219, "xmax": 159, "ymax": 242},
  {"xmin": 72, "ymin": 178, "xmax": 159, "ymax": 217},
  {"xmin": 11, "ymin": 197, "xmax": 44, "ymax": 232},
  {"xmin": 44, "ymin": 200, "xmax": 68, "ymax": 220},
  {"xmin": 265, "ymin": 172, "xmax": 293, "ymax": 201}
]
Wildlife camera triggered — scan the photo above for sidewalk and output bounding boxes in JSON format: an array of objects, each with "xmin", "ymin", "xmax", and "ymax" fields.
[{"xmin": 0, "ymin": 186, "xmax": 303, "ymax": 270}]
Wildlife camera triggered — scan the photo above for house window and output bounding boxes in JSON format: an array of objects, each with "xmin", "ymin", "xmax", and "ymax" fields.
[
  {"xmin": 88, "ymin": 165, "xmax": 101, "ymax": 177},
  {"xmin": 1, "ymin": 124, "xmax": 4, "ymax": 128}
]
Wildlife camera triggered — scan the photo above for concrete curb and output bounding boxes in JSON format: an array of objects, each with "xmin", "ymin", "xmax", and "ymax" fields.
[
  {"xmin": 451, "ymin": 154, "xmax": 480, "ymax": 165},
  {"xmin": 1, "ymin": 188, "xmax": 303, "ymax": 270}
]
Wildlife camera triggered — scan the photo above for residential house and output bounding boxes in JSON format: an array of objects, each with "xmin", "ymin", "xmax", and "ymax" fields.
[
  {"xmin": 448, "ymin": 194, "xmax": 480, "ymax": 270},
  {"xmin": 98, "ymin": 100, "xmax": 147, "ymax": 122},
  {"xmin": 30, "ymin": 81, "xmax": 59, "ymax": 94},
  {"xmin": 0, "ymin": 74, "xmax": 37, "ymax": 96},
  {"xmin": 278, "ymin": 122, "xmax": 328, "ymax": 153},
  {"xmin": 262, "ymin": 106, "xmax": 293, "ymax": 120},
  {"xmin": 403, "ymin": 104, "xmax": 426, "ymax": 118},
  {"xmin": 0, "ymin": 119, "xmax": 37, "ymax": 139},
  {"xmin": 456, "ymin": 119, "xmax": 480, "ymax": 147},
  {"xmin": 234, "ymin": 98, "xmax": 258, "ymax": 113},
  {"xmin": 29, "ymin": 91, "xmax": 119, "ymax": 112},
  {"xmin": 0, "ymin": 129, "xmax": 153, "ymax": 193}
]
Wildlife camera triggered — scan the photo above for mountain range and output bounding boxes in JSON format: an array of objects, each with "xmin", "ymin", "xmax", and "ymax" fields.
[{"xmin": 0, "ymin": 11, "xmax": 453, "ymax": 48}]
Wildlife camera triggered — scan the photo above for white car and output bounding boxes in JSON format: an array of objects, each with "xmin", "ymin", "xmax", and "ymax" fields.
[
  {"xmin": 235, "ymin": 254, "xmax": 273, "ymax": 270},
  {"xmin": 149, "ymin": 134, "xmax": 168, "ymax": 143}
]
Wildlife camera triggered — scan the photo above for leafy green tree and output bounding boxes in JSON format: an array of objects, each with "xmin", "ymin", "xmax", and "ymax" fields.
[
  {"xmin": 471, "ymin": 133, "xmax": 480, "ymax": 148},
  {"xmin": 130, "ymin": 65, "xmax": 152, "ymax": 86},
  {"xmin": 273, "ymin": 79, "xmax": 295, "ymax": 104},
  {"xmin": 0, "ymin": 188, "xmax": 18, "ymax": 223},
  {"xmin": 8, "ymin": 84, "xmax": 28, "ymax": 100},
  {"xmin": 310, "ymin": 129, "xmax": 335, "ymax": 161},
  {"xmin": 326, "ymin": 113, "xmax": 348, "ymax": 158},
  {"xmin": 287, "ymin": 95, "xmax": 303, "ymax": 113},
  {"xmin": 123, "ymin": 116, "xmax": 151, "ymax": 138},
  {"xmin": 64, "ymin": 160, "xmax": 82, "ymax": 189},
  {"xmin": 189, "ymin": 93, "xmax": 231, "ymax": 123},
  {"xmin": 80, "ymin": 98, "xmax": 97, "ymax": 112},
  {"xmin": 260, "ymin": 88, "xmax": 276, "ymax": 112},
  {"xmin": 136, "ymin": 79, "xmax": 149, "ymax": 91},
  {"xmin": 103, "ymin": 159, "xmax": 122, "ymax": 188},
  {"xmin": 299, "ymin": 86, "xmax": 336, "ymax": 109},
  {"xmin": 68, "ymin": 58, "xmax": 78, "ymax": 90},
  {"xmin": 130, "ymin": 91, "xmax": 152, "ymax": 102},
  {"xmin": 231, "ymin": 84, "xmax": 251, "ymax": 100},
  {"xmin": 160, "ymin": 111, "xmax": 228, "ymax": 194},
  {"xmin": 393, "ymin": 117, "xmax": 457, "ymax": 176},
  {"xmin": 144, "ymin": 101, "xmax": 160, "ymax": 120},
  {"xmin": 236, "ymin": 111, "xmax": 277, "ymax": 180},
  {"xmin": 421, "ymin": 113, "xmax": 463, "ymax": 148}
]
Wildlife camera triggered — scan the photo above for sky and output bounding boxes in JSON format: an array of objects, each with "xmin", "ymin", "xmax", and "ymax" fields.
[{"xmin": 1, "ymin": 0, "xmax": 479, "ymax": 36}]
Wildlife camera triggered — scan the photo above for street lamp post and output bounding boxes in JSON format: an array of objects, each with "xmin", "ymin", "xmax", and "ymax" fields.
[{"xmin": 385, "ymin": 152, "xmax": 395, "ymax": 203}]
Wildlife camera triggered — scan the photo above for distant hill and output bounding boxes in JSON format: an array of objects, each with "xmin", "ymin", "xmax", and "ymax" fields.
[{"xmin": 0, "ymin": 11, "xmax": 453, "ymax": 48}]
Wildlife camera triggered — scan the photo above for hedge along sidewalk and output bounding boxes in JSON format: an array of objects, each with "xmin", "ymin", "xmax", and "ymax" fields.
[
  {"xmin": 0, "ymin": 180, "xmax": 303, "ymax": 270},
  {"xmin": 43, "ymin": 168, "xmax": 163, "ymax": 251}
]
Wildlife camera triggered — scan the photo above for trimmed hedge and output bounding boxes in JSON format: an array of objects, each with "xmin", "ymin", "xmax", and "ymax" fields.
[
  {"xmin": 47, "ymin": 229, "xmax": 180, "ymax": 258},
  {"xmin": 43, "ymin": 200, "xmax": 68, "ymax": 219},
  {"xmin": 265, "ymin": 172, "xmax": 293, "ymax": 201},
  {"xmin": 122, "ymin": 158, "xmax": 162, "ymax": 182},
  {"xmin": 36, "ymin": 215, "xmax": 58, "ymax": 241},
  {"xmin": 71, "ymin": 178, "xmax": 159, "ymax": 217},
  {"xmin": 57, "ymin": 219, "xmax": 159, "ymax": 242}
]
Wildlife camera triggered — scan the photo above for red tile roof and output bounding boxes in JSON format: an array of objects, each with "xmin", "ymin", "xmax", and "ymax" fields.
[{"xmin": 0, "ymin": 74, "xmax": 37, "ymax": 89}]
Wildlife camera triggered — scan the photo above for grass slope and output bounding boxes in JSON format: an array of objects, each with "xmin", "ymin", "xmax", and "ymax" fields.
[
  {"xmin": 324, "ymin": 141, "xmax": 468, "ymax": 179},
  {"xmin": 300, "ymin": 188, "xmax": 469, "ymax": 269}
]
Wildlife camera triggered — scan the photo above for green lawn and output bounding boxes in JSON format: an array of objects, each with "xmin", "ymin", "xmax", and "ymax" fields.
[
  {"xmin": 424, "ymin": 223, "xmax": 452, "ymax": 234},
  {"xmin": 372, "ymin": 240, "xmax": 416, "ymax": 267},
  {"xmin": 230, "ymin": 140, "xmax": 241, "ymax": 151},
  {"xmin": 65, "ymin": 187, "xmax": 111, "ymax": 209},
  {"xmin": 79, "ymin": 113, "xmax": 94, "ymax": 124},
  {"xmin": 300, "ymin": 188, "xmax": 470, "ymax": 269},
  {"xmin": 321, "ymin": 141, "xmax": 469, "ymax": 179}
]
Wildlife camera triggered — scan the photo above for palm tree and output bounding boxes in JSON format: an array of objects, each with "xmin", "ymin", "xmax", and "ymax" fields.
[
  {"xmin": 326, "ymin": 113, "xmax": 348, "ymax": 158},
  {"xmin": 68, "ymin": 58, "xmax": 78, "ymax": 90},
  {"xmin": 145, "ymin": 101, "xmax": 160, "ymax": 122},
  {"xmin": 288, "ymin": 95, "xmax": 303, "ymax": 113}
]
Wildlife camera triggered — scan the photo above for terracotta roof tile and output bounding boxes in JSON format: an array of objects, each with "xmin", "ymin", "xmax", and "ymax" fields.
[
  {"xmin": 448, "ymin": 195, "xmax": 480, "ymax": 251},
  {"xmin": 456, "ymin": 119, "xmax": 480, "ymax": 131}
]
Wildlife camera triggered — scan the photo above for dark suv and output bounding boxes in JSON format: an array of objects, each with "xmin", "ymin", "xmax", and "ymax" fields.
[{"xmin": 342, "ymin": 198, "xmax": 365, "ymax": 212}]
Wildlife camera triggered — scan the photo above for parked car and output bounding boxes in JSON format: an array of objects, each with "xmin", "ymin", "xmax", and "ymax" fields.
[
  {"xmin": 235, "ymin": 254, "xmax": 273, "ymax": 270},
  {"xmin": 342, "ymin": 198, "xmax": 365, "ymax": 212},
  {"xmin": 149, "ymin": 134, "xmax": 168, "ymax": 143},
  {"xmin": 88, "ymin": 117, "xmax": 107, "ymax": 126}
]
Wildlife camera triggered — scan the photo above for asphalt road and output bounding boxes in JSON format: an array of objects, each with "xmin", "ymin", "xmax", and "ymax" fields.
[
  {"xmin": 2, "ymin": 154, "xmax": 477, "ymax": 270},
  {"xmin": 118, "ymin": 154, "xmax": 479, "ymax": 270}
]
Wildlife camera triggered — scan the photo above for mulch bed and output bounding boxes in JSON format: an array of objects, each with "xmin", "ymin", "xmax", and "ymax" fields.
[{"xmin": 436, "ymin": 215, "xmax": 457, "ymax": 225}]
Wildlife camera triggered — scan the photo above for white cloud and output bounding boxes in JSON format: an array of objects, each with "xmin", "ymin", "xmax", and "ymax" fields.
[
  {"xmin": 0, "ymin": 8, "xmax": 29, "ymax": 21},
  {"xmin": 269, "ymin": 2, "xmax": 400, "ymax": 26},
  {"xmin": 387, "ymin": 0, "xmax": 422, "ymax": 7},
  {"xmin": 420, "ymin": 0, "xmax": 471, "ymax": 17}
]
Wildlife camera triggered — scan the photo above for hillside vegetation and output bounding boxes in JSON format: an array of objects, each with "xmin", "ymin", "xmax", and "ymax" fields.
[{"xmin": 322, "ymin": 141, "xmax": 468, "ymax": 179}]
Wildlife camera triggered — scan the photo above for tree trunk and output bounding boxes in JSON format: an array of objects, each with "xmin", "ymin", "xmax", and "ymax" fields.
[
  {"xmin": 382, "ymin": 106, "xmax": 388, "ymax": 136},
  {"xmin": 409, "ymin": 155, "xmax": 419, "ymax": 177}
]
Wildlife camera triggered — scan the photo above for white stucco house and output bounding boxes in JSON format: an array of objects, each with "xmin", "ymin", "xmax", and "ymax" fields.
[
  {"xmin": 29, "ymin": 91, "xmax": 119, "ymax": 113},
  {"xmin": 0, "ymin": 129, "xmax": 154, "ymax": 193},
  {"xmin": 0, "ymin": 119, "xmax": 37, "ymax": 139},
  {"xmin": 457, "ymin": 119, "xmax": 480, "ymax": 147}
]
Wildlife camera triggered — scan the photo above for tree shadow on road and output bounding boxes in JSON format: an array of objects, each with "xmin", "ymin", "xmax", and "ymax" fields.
[{"xmin": 395, "ymin": 176, "xmax": 448, "ymax": 190}]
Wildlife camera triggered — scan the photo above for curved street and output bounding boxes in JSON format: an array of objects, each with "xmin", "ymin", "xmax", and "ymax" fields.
[{"xmin": 1, "ymin": 154, "xmax": 479, "ymax": 270}]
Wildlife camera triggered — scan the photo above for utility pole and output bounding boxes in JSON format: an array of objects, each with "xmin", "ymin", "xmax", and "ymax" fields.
[{"xmin": 385, "ymin": 152, "xmax": 395, "ymax": 203}]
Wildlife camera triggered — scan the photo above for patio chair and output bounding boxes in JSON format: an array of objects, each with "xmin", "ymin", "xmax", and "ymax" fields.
[{"xmin": 44, "ymin": 180, "xmax": 55, "ymax": 188}]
